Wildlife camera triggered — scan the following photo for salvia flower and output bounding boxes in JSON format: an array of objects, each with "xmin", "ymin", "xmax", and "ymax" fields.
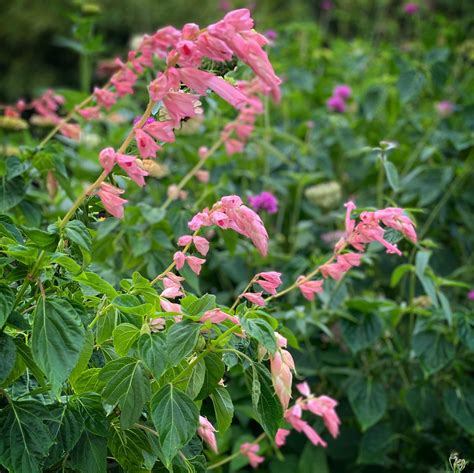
[
  {"xmin": 275, "ymin": 428, "xmax": 291, "ymax": 448},
  {"xmin": 240, "ymin": 442, "xmax": 265, "ymax": 468},
  {"xmin": 248, "ymin": 191, "xmax": 279, "ymax": 214},
  {"xmin": 296, "ymin": 277, "xmax": 324, "ymax": 301},
  {"xmin": 197, "ymin": 416, "xmax": 218, "ymax": 453},
  {"xmin": 270, "ymin": 333, "xmax": 295, "ymax": 410},
  {"xmin": 96, "ymin": 183, "xmax": 127, "ymax": 218}
]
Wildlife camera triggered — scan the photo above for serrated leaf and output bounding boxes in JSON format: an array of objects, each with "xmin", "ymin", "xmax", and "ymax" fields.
[
  {"xmin": 113, "ymin": 323, "xmax": 140, "ymax": 356},
  {"xmin": 64, "ymin": 220, "xmax": 92, "ymax": 253},
  {"xmin": 100, "ymin": 357, "xmax": 151, "ymax": 429},
  {"xmin": 0, "ymin": 284, "xmax": 15, "ymax": 327},
  {"xmin": 383, "ymin": 159, "xmax": 399, "ymax": 191},
  {"xmin": 347, "ymin": 377, "xmax": 387, "ymax": 430},
  {"xmin": 340, "ymin": 312, "xmax": 382, "ymax": 353},
  {"xmin": 413, "ymin": 331, "xmax": 455, "ymax": 374},
  {"xmin": 186, "ymin": 359, "xmax": 206, "ymax": 399},
  {"xmin": 166, "ymin": 322, "xmax": 201, "ymax": 367},
  {"xmin": 22, "ymin": 226, "xmax": 58, "ymax": 249},
  {"xmin": 0, "ymin": 332, "xmax": 16, "ymax": 385},
  {"xmin": 69, "ymin": 430, "xmax": 107, "ymax": 473},
  {"xmin": 71, "ymin": 368, "xmax": 105, "ymax": 394},
  {"xmin": 443, "ymin": 385, "xmax": 474, "ymax": 434},
  {"xmin": 74, "ymin": 271, "xmax": 118, "ymax": 299},
  {"xmin": 196, "ymin": 352, "xmax": 225, "ymax": 400},
  {"xmin": 151, "ymin": 384, "xmax": 199, "ymax": 467},
  {"xmin": 112, "ymin": 294, "xmax": 152, "ymax": 316},
  {"xmin": 52, "ymin": 253, "xmax": 82, "ymax": 275},
  {"xmin": 31, "ymin": 298, "xmax": 86, "ymax": 391},
  {"xmin": 109, "ymin": 425, "xmax": 152, "ymax": 471},
  {"xmin": 211, "ymin": 386, "xmax": 234, "ymax": 433},
  {"xmin": 0, "ymin": 176, "xmax": 26, "ymax": 212},
  {"xmin": 137, "ymin": 332, "xmax": 167, "ymax": 379},
  {"xmin": 181, "ymin": 294, "xmax": 216, "ymax": 316},
  {"xmin": 69, "ymin": 330, "xmax": 94, "ymax": 384}
]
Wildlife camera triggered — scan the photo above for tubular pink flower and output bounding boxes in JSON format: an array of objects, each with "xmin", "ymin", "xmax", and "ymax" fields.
[
  {"xmin": 134, "ymin": 129, "xmax": 161, "ymax": 159},
  {"xmin": 160, "ymin": 299, "xmax": 182, "ymax": 314},
  {"xmin": 242, "ymin": 292, "xmax": 266, "ymax": 307},
  {"xmin": 173, "ymin": 251, "xmax": 186, "ymax": 270},
  {"xmin": 116, "ymin": 153, "xmax": 149, "ymax": 187},
  {"xmin": 143, "ymin": 120, "xmax": 176, "ymax": 142},
  {"xmin": 296, "ymin": 382, "xmax": 311, "ymax": 398},
  {"xmin": 193, "ymin": 236, "xmax": 210, "ymax": 256},
  {"xmin": 98, "ymin": 147, "xmax": 116, "ymax": 174},
  {"xmin": 97, "ymin": 183, "xmax": 128, "ymax": 218},
  {"xmin": 255, "ymin": 271, "xmax": 282, "ymax": 294},
  {"xmin": 196, "ymin": 170, "xmax": 210, "ymax": 183},
  {"xmin": 275, "ymin": 428, "xmax": 291, "ymax": 448},
  {"xmin": 163, "ymin": 91, "xmax": 200, "ymax": 125},
  {"xmin": 197, "ymin": 416, "xmax": 218, "ymax": 453},
  {"xmin": 77, "ymin": 106, "xmax": 101, "ymax": 120},
  {"xmin": 177, "ymin": 235, "xmax": 193, "ymax": 246},
  {"xmin": 148, "ymin": 72, "xmax": 169, "ymax": 101},
  {"xmin": 240, "ymin": 442, "xmax": 265, "ymax": 468},
  {"xmin": 201, "ymin": 309, "xmax": 239, "ymax": 325},
  {"xmin": 186, "ymin": 255, "xmax": 206, "ymax": 275},
  {"xmin": 296, "ymin": 277, "xmax": 324, "ymax": 301}
]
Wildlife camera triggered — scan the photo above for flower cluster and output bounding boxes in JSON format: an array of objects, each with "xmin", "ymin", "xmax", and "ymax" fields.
[
  {"xmin": 248, "ymin": 191, "xmax": 279, "ymax": 214},
  {"xmin": 270, "ymin": 332, "xmax": 296, "ymax": 410},
  {"xmin": 326, "ymin": 84, "xmax": 352, "ymax": 113}
]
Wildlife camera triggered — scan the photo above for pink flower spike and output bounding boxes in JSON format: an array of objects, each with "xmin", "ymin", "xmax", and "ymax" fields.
[
  {"xmin": 275, "ymin": 428, "xmax": 290, "ymax": 448},
  {"xmin": 468, "ymin": 290, "xmax": 474, "ymax": 301},
  {"xmin": 99, "ymin": 147, "xmax": 116, "ymax": 174},
  {"xmin": 116, "ymin": 153, "xmax": 148, "ymax": 187},
  {"xmin": 297, "ymin": 382, "xmax": 311, "ymax": 398},
  {"xmin": 193, "ymin": 236, "xmax": 210, "ymax": 256},
  {"xmin": 296, "ymin": 277, "xmax": 324, "ymax": 301},
  {"xmin": 240, "ymin": 442, "xmax": 265, "ymax": 469},
  {"xmin": 134, "ymin": 129, "xmax": 161, "ymax": 159},
  {"xmin": 187, "ymin": 255, "xmax": 206, "ymax": 275},
  {"xmin": 97, "ymin": 183, "xmax": 127, "ymax": 218},
  {"xmin": 242, "ymin": 292, "xmax": 266, "ymax": 307},
  {"xmin": 173, "ymin": 251, "xmax": 186, "ymax": 270},
  {"xmin": 197, "ymin": 416, "xmax": 218, "ymax": 453}
]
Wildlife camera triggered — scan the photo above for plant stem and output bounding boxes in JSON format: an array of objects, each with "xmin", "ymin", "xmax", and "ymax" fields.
[
  {"xmin": 229, "ymin": 275, "xmax": 257, "ymax": 311},
  {"xmin": 159, "ymin": 136, "xmax": 224, "ymax": 211},
  {"xmin": 171, "ymin": 349, "xmax": 209, "ymax": 385},
  {"xmin": 57, "ymin": 99, "xmax": 154, "ymax": 230},
  {"xmin": 377, "ymin": 152, "xmax": 385, "ymax": 208},
  {"xmin": 13, "ymin": 250, "xmax": 46, "ymax": 307}
]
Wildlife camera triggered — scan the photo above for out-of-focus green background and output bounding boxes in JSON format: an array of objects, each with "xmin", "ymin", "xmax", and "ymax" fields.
[{"xmin": 0, "ymin": 0, "xmax": 470, "ymax": 102}]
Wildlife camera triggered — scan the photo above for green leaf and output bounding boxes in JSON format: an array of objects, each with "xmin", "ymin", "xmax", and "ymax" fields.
[
  {"xmin": 112, "ymin": 294, "xmax": 152, "ymax": 316},
  {"xmin": 299, "ymin": 442, "xmax": 329, "ymax": 473},
  {"xmin": 249, "ymin": 363, "xmax": 283, "ymax": 438},
  {"xmin": 196, "ymin": 352, "xmax": 225, "ymax": 400},
  {"xmin": 181, "ymin": 293, "xmax": 216, "ymax": 316},
  {"xmin": 31, "ymin": 298, "xmax": 86, "ymax": 391},
  {"xmin": 0, "ymin": 332, "xmax": 16, "ymax": 385},
  {"xmin": 347, "ymin": 377, "xmax": 387, "ymax": 430},
  {"xmin": 14, "ymin": 338, "xmax": 46, "ymax": 386},
  {"xmin": 166, "ymin": 322, "xmax": 201, "ymax": 367},
  {"xmin": 52, "ymin": 253, "xmax": 82, "ymax": 275},
  {"xmin": 113, "ymin": 323, "xmax": 140, "ymax": 356},
  {"xmin": 397, "ymin": 69, "xmax": 426, "ymax": 103},
  {"xmin": 137, "ymin": 332, "xmax": 167, "ymax": 379},
  {"xmin": 412, "ymin": 331, "xmax": 455, "ymax": 374},
  {"xmin": 64, "ymin": 220, "xmax": 92, "ymax": 253},
  {"xmin": 390, "ymin": 264, "xmax": 414, "ymax": 288},
  {"xmin": 100, "ymin": 357, "xmax": 151, "ymax": 429},
  {"xmin": 340, "ymin": 312, "xmax": 382, "ymax": 354},
  {"xmin": 71, "ymin": 368, "xmax": 105, "ymax": 394},
  {"xmin": 210, "ymin": 386, "xmax": 234, "ymax": 434},
  {"xmin": 69, "ymin": 430, "xmax": 107, "ymax": 473},
  {"xmin": 109, "ymin": 425, "xmax": 152, "ymax": 472},
  {"xmin": 22, "ymin": 226, "xmax": 58, "ymax": 249},
  {"xmin": 357, "ymin": 422, "xmax": 396, "ymax": 466},
  {"xmin": 241, "ymin": 317, "xmax": 277, "ymax": 354},
  {"xmin": 0, "ymin": 176, "xmax": 26, "ymax": 212},
  {"xmin": 0, "ymin": 284, "xmax": 15, "ymax": 327},
  {"xmin": 74, "ymin": 271, "xmax": 118, "ymax": 299},
  {"xmin": 383, "ymin": 159, "xmax": 399, "ymax": 191},
  {"xmin": 185, "ymin": 358, "xmax": 206, "ymax": 399},
  {"xmin": 443, "ymin": 385, "xmax": 474, "ymax": 434},
  {"xmin": 0, "ymin": 400, "xmax": 55, "ymax": 473},
  {"xmin": 151, "ymin": 384, "xmax": 199, "ymax": 467},
  {"xmin": 69, "ymin": 330, "xmax": 94, "ymax": 384}
]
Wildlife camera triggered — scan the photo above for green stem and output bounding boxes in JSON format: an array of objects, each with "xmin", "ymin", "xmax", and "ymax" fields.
[
  {"xmin": 14, "ymin": 250, "xmax": 46, "ymax": 307},
  {"xmin": 377, "ymin": 153, "xmax": 385, "ymax": 209},
  {"xmin": 171, "ymin": 349, "xmax": 209, "ymax": 385}
]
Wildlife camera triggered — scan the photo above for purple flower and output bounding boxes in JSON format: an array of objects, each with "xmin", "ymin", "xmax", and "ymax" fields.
[
  {"xmin": 321, "ymin": 0, "xmax": 334, "ymax": 11},
  {"xmin": 333, "ymin": 84, "xmax": 352, "ymax": 99},
  {"xmin": 133, "ymin": 116, "xmax": 155, "ymax": 126},
  {"xmin": 468, "ymin": 290, "xmax": 474, "ymax": 301},
  {"xmin": 219, "ymin": 0, "xmax": 231, "ymax": 11},
  {"xmin": 404, "ymin": 2, "xmax": 419, "ymax": 14},
  {"xmin": 264, "ymin": 30, "xmax": 278, "ymax": 42},
  {"xmin": 326, "ymin": 95, "xmax": 346, "ymax": 113},
  {"xmin": 248, "ymin": 191, "xmax": 279, "ymax": 214}
]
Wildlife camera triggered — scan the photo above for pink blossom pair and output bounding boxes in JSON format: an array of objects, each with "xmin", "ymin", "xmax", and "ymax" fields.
[{"xmin": 99, "ymin": 147, "xmax": 148, "ymax": 187}]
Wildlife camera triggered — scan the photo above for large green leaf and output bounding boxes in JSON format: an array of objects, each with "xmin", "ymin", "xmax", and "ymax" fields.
[
  {"xmin": 69, "ymin": 430, "xmax": 107, "ymax": 473},
  {"xmin": 341, "ymin": 312, "xmax": 382, "ymax": 353},
  {"xmin": 166, "ymin": 321, "xmax": 201, "ymax": 367},
  {"xmin": 151, "ymin": 384, "xmax": 199, "ymax": 467},
  {"xmin": 196, "ymin": 352, "xmax": 225, "ymax": 400},
  {"xmin": 0, "ymin": 285, "xmax": 15, "ymax": 328},
  {"xmin": 0, "ymin": 332, "xmax": 16, "ymax": 385},
  {"xmin": 241, "ymin": 317, "xmax": 277, "ymax": 354},
  {"xmin": 357, "ymin": 422, "xmax": 396, "ymax": 466},
  {"xmin": 210, "ymin": 386, "xmax": 234, "ymax": 434},
  {"xmin": 109, "ymin": 424, "xmax": 152, "ymax": 472},
  {"xmin": 31, "ymin": 298, "xmax": 86, "ymax": 391},
  {"xmin": 64, "ymin": 220, "xmax": 92, "ymax": 254},
  {"xmin": 181, "ymin": 294, "xmax": 216, "ymax": 316},
  {"xmin": 113, "ymin": 323, "xmax": 140, "ymax": 356},
  {"xmin": 74, "ymin": 271, "xmax": 118, "ymax": 299},
  {"xmin": 185, "ymin": 358, "xmax": 206, "ymax": 399},
  {"xmin": 0, "ymin": 400, "xmax": 55, "ymax": 473},
  {"xmin": 347, "ymin": 377, "xmax": 387, "ymax": 431},
  {"xmin": 412, "ymin": 331, "xmax": 455, "ymax": 374},
  {"xmin": 100, "ymin": 357, "xmax": 151, "ymax": 429},
  {"xmin": 443, "ymin": 385, "xmax": 474, "ymax": 434},
  {"xmin": 0, "ymin": 176, "xmax": 26, "ymax": 212},
  {"xmin": 249, "ymin": 363, "xmax": 283, "ymax": 438},
  {"xmin": 137, "ymin": 332, "xmax": 167, "ymax": 379}
]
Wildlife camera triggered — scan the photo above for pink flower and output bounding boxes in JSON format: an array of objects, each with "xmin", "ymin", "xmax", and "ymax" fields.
[
  {"xmin": 296, "ymin": 382, "xmax": 311, "ymax": 397},
  {"xmin": 94, "ymin": 87, "xmax": 117, "ymax": 109},
  {"xmin": 242, "ymin": 291, "xmax": 265, "ymax": 307},
  {"xmin": 248, "ymin": 191, "xmax": 279, "ymax": 214},
  {"xmin": 99, "ymin": 147, "xmax": 116, "ymax": 174},
  {"xmin": 284, "ymin": 405, "xmax": 327, "ymax": 447},
  {"xmin": 163, "ymin": 92, "xmax": 200, "ymax": 125},
  {"xmin": 97, "ymin": 183, "xmax": 127, "ymax": 218},
  {"xmin": 196, "ymin": 170, "xmax": 210, "ymax": 183},
  {"xmin": 468, "ymin": 290, "xmax": 474, "ymax": 301},
  {"xmin": 193, "ymin": 236, "xmax": 210, "ymax": 256},
  {"xmin": 59, "ymin": 123, "xmax": 81, "ymax": 140},
  {"xmin": 134, "ymin": 129, "xmax": 161, "ymax": 159},
  {"xmin": 143, "ymin": 120, "xmax": 175, "ymax": 142},
  {"xmin": 116, "ymin": 153, "xmax": 148, "ymax": 187},
  {"xmin": 255, "ymin": 271, "xmax": 282, "ymax": 295},
  {"xmin": 225, "ymin": 138, "xmax": 245, "ymax": 155},
  {"xmin": 326, "ymin": 95, "xmax": 346, "ymax": 113},
  {"xmin": 275, "ymin": 428, "xmax": 290, "ymax": 448},
  {"xmin": 296, "ymin": 277, "xmax": 324, "ymax": 301},
  {"xmin": 111, "ymin": 64, "xmax": 137, "ymax": 96},
  {"xmin": 196, "ymin": 33, "xmax": 234, "ymax": 62},
  {"xmin": 77, "ymin": 106, "xmax": 100, "ymax": 120},
  {"xmin": 161, "ymin": 273, "xmax": 184, "ymax": 299},
  {"xmin": 201, "ymin": 309, "xmax": 239, "ymax": 325},
  {"xmin": 198, "ymin": 146, "xmax": 209, "ymax": 159},
  {"xmin": 177, "ymin": 235, "xmax": 193, "ymax": 246},
  {"xmin": 149, "ymin": 72, "xmax": 169, "ymax": 101},
  {"xmin": 160, "ymin": 299, "xmax": 182, "ymax": 314},
  {"xmin": 435, "ymin": 101, "xmax": 455, "ymax": 117},
  {"xmin": 240, "ymin": 442, "xmax": 265, "ymax": 468},
  {"xmin": 149, "ymin": 317, "xmax": 166, "ymax": 331},
  {"xmin": 173, "ymin": 251, "xmax": 186, "ymax": 270},
  {"xmin": 187, "ymin": 255, "xmax": 206, "ymax": 275},
  {"xmin": 197, "ymin": 416, "xmax": 218, "ymax": 453},
  {"xmin": 333, "ymin": 84, "xmax": 352, "ymax": 99},
  {"xmin": 404, "ymin": 2, "xmax": 419, "ymax": 14}
]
